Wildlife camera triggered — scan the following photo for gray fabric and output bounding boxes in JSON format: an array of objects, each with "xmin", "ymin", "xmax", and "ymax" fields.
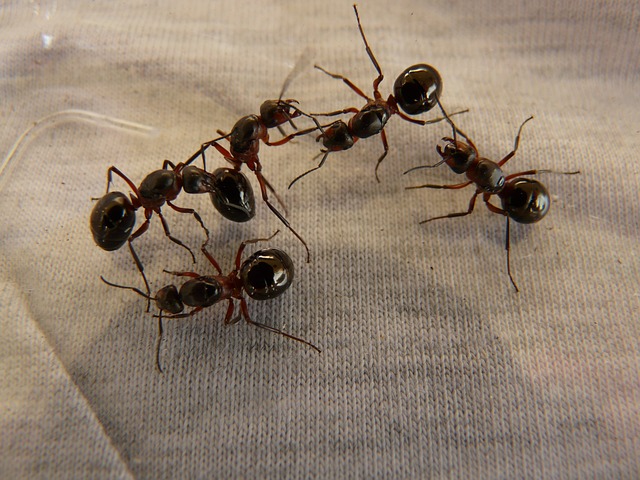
[{"xmin": 1, "ymin": 0, "xmax": 638, "ymax": 478}]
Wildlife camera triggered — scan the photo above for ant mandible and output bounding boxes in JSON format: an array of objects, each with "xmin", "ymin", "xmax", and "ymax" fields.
[
  {"xmin": 405, "ymin": 109, "xmax": 580, "ymax": 292},
  {"xmin": 101, "ymin": 231, "xmax": 321, "ymax": 372},
  {"xmin": 287, "ymin": 4, "xmax": 466, "ymax": 188}
]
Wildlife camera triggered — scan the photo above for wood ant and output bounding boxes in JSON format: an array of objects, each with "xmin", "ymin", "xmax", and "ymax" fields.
[
  {"xmin": 101, "ymin": 232, "xmax": 321, "ymax": 372},
  {"xmin": 183, "ymin": 71, "xmax": 326, "ymax": 263},
  {"xmin": 405, "ymin": 109, "xmax": 580, "ymax": 292},
  {"xmin": 91, "ymin": 161, "xmax": 256, "ymax": 308},
  {"xmin": 287, "ymin": 4, "xmax": 467, "ymax": 188}
]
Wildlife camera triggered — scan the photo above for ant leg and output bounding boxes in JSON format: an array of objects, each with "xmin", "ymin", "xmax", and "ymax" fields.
[
  {"xmin": 223, "ymin": 299, "xmax": 235, "ymax": 323},
  {"xmin": 288, "ymin": 151, "xmax": 329, "ymax": 189},
  {"xmin": 406, "ymin": 180, "xmax": 473, "ymax": 191},
  {"xmin": 239, "ymin": 298, "xmax": 321, "ymax": 353},
  {"xmin": 505, "ymin": 217, "xmax": 519, "ymax": 293},
  {"xmin": 233, "ymin": 230, "xmax": 281, "ymax": 270},
  {"xmin": 162, "ymin": 160, "xmax": 176, "ymax": 170},
  {"xmin": 396, "ymin": 107, "xmax": 470, "ymax": 127},
  {"xmin": 224, "ymin": 299, "xmax": 242, "ymax": 325},
  {"xmin": 352, "ymin": 5, "xmax": 384, "ymax": 95},
  {"xmin": 156, "ymin": 211, "xmax": 196, "ymax": 263},
  {"xmin": 314, "ymin": 65, "xmax": 371, "ymax": 101},
  {"xmin": 166, "ymin": 201, "xmax": 210, "ymax": 247},
  {"xmin": 127, "ymin": 219, "xmax": 153, "ymax": 311},
  {"xmin": 156, "ymin": 314, "xmax": 164, "ymax": 373},
  {"xmin": 480, "ymin": 194, "xmax": 519, "ymax": 292},
  {"xmin": 183, "ymin": 133, "xmax": 231, "ymax": 169},
  {"xmin": 161, "ymin": 307, "xmax": 203, "ymax": 320},
  {"xmin": 483, "ymin": 195, "xmax": 507, "ymax": 216},
  {"xmin": 309, "ymin": 107, "xmax": 361, "ymax": 117},
  {"xmin": 504, "ymin": 169, "xmax": 581, "ymax": 181},
  {"xmin": 183, "ymin": 147, "xmax": 204, "ymax": 169},
  {"xmin": 419, "ymin": 191, "xmax": 479, "ymax": 224},
  {"xmin": 373, "ymin": 129, "xmax": 389, "ymax": 183},
  {"xmin": 200, "ymin": 247, "xmax": 223, "ymax": 275},
  {"xmin": 209, "ymin": 141, "xmax": 243, "ymax": 169},
  {"xmin": 163, "ymin": 269, "xmax": 199, "ymax": 278},
  {"xmin": 260, "ymin": 173, "xmax": 289, "ymax": 216},
  {"xmin": 106, "ymin": 166, "xmax": 140, "ymax": 195},
  {"xmin": 254, "ymin": 169, "xmax": 311, "ymax": 263}
]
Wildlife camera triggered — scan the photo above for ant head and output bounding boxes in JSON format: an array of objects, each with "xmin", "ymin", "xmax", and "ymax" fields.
[
  {"xmin": 500, "ymin": 178, "xmax": 550, "ymax": 224},
  {"xmin": 259, "ymin": 99, "xmax": 301, "ymax": 128},
  {"xmin": 240, "ymin": 249, "xmax": 294, "ymax": 300},
  {"xmin": 208, "ymin": 168, "xmax": 256, "ymax": 223},
  {"xmin": 182, "ymin": 165, "xmax": 215, "ymax": 194},
  {"xmin": 179, "ymin": 276, "xmax": 223, "ymax": 308},
  {"xmin": 320, "ymin": 120, "xmax": 354, "ymax": 150},
  {"xmin": 436, "ymin": 138, "xmax": 476, "ymax": 174},
  {"xmin": 90, "ymin": 191, "xmax": 136, "ymax": 251},
  {"xmin": 393, "ymin": 64, "xmax": 442, "ymax": 115},
  {"xmin": 155, "ymin": 285, "xmax": 184, "ymax": 314}
]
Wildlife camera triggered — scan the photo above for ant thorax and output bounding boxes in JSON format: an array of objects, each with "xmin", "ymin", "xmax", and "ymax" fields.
[
  {"xmin": 229, "ymin": 115, "xmax": 267, "ymax": 154},
  {"xmin": 138, "ymin": 169, "xmax": 181, "ymax": 206},
  {"xmin": 466, "ymin": 158, "xmax": 506, "ymax": 194},
  {"xmin": 350, "ymin": 101, "xmax": 391, "ymax": 139}
]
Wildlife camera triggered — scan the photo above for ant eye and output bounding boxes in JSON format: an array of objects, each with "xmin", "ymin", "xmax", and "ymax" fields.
[
  {"xmin": 393, "ymin": 64, "xmax": 442, "ymax": 115},
  {"xmin": 501, "ymin": 178, "xmax": 550, "ymax": 224}
]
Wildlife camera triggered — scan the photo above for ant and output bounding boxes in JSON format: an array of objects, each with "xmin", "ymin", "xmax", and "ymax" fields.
[
  {"xmin": 183, "ymin": 69, "xmax": 326, "ymax": 263},
  {"xmin": 405, "ymin": 109, "xmax": 580, "ymax": 292},
  {"xmin": 101, "ymin": 232, "xmax": 321, "ymax": 372},
  {"xmin": 287, "ymin": 4, "xmax": 467, "ymax": 188},
  {"xmin": 91, "ymin": 161, "xmax": 256, "ymax": 307}
]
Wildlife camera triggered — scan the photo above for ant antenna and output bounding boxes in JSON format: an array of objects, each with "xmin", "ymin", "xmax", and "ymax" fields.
[{"xmin": 353, "ymin": 4, "xmax": 384, "ymax": 94}]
